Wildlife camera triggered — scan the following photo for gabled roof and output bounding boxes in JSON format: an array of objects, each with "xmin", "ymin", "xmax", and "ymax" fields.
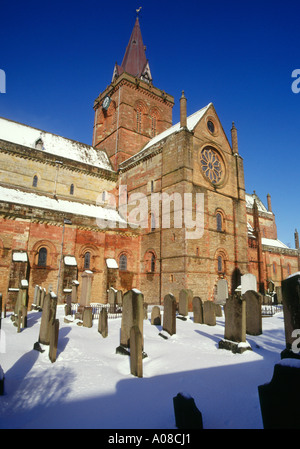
[
  {"xmin": 112, "ymin": 17, "xmax": 152, "ymax": 82},
  {"xmin": 0, "ymin": 117, "xmax": 113, "ymax": 171},
  {"xmin": 119, "ymin": 103, "xmax": 212, "ymax": 169},
  {"xmin": 245, "ymin": 193, "xmax": 272, "ymax": 215}
]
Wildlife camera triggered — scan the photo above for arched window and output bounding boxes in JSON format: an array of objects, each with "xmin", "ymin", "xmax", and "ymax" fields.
[
  {"xmin": 136, "ymin": 107, "xmax": 142, "ymax": 133},
  {"xmin": 151, "ymin": 114, "xmax": 157, "ymax": 137},
  {"xmin": 119, "ymin": 254, "xmax": 127, "ymax": 271},
  {"xmin": 70, "ymin": 184, "xmax": 74, "ymax": 195},
  {"xmin": 150, "ymin": 253, "xmax": 156, "ymax": 273},
  {"xmin": 32, "ymin": 175, "xmax": 38, "ymax": 187},
  {"xmin": 217, "ymin": 255, "xmax": 223, "ymax": 272},
  {"xmin": 38, "ymin": 247, "xmax": 47, "ymax": 266},
  {"xmin": 216, "ymin": 212, "xmax": 222, "ymax": 232},
  {"xmin": 84, "ymin": 252, "xmax": 91, "ymax": 270}
]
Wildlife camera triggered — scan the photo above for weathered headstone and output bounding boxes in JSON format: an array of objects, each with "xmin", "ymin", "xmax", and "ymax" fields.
[
  {"xmin": 82, "ymin": 306, "xmax": 93, "ymax": 328},
  {"xmin": 244, "ymin": 290, "xmax": 262, "ymax": 335},
  {"xmin": 219, "ymin": 292, "xmax": 251, "ymax": 353},
  {"xmin": 192, "ymin": 297, "xmax": 203, "ymax": 324},
  {"xmin": 162, "ymin": 293, "xmax": 176, "ymax": 336},
  {"xmin": 108, "ymin": 287, "xmax": 117, "ymax": 312},
  {"xmin": 203, "ymin": 301, "xmax": 216, "ymax": 326},
  {"xmin": 151, "ymin": 306, "xmax": 161, "ymax": 325},
  {"xmin": 258, "ymin": 359, "xmax": 300, "ymax": 429},
  {"xmin": 116, "ymin": 290, "xmax": 123, "ymax": 305},
  {"xmin": 39, "ymin": 292, "xmax": 57, "ymax": 345},
  {"xmin": 80, "ymin": 270, "xmax": 93, "ymax": 306},
  {"xmin": 65, "ymin": 294, "xmax": 72, "ymax": 316},
  {"xmin": 173, "ymin": 393, "xmax": 203, "ymax": 429},
  {"xmin": 214, "ymin": 303, "xmax": 222, "ymax": 317},
  {"xmin": 241, "ymin": 273, "xmax": 257, "ymax": 294},
  {"xmin": 33, "ymin": 285, "xmax": 39, "ymax": 308},
  {"xmin": 179, "ymin": 289, "xmax": 193, "ymax": 314},
  {"xmin": 40, "ymin": 288, "xmax": 46, "ymax": 309},
  {"xmin": 216, "ymin": 279, "xmax": 228, "ymax": 304},
  {"xmin": 143, "ymin": 303, "xmax": 148, "ymax": 320},
  {"xmin": 98, "ymin": 307, "xmax": 108, "ymax": 338},
  {"xmin": 130, "ymin": 325, "xmax": 143, "ymax": 378},
  {"xmin": 49, "ymin": 318, "xmax": 59, "ymax": 363},
  {"xmin": 119, "ymin": 289, "xmax": 144, "ymax": 349},
  {"xmin": 71, "ymin": 280, "xmax": 79, "ymax": 303},
  {"xmin": 281, "ymin": 274, "xmax": 300, "ymax": 359},
  {"xmin": 275, "ymin": 286, "xmax": 282, "ymax": 304}
]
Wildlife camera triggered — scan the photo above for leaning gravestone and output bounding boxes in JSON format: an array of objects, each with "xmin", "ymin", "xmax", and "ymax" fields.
[
  {"xmin": 151, "ymin": 306, "xmax": 161, "ymax": 325},
  {"xmin": 119, "ymin": 289, "xmax": 144, "ymax": 349},
  {"xmin": 162, "ymin": 293, "xmax": 176, "ymax": 336},
  {"xmin": 49, "ymin": 318, "xmax": 59, "ymax": 363},
  {"xmin": 192, "ymin": 297, "xmax": 203, "ymax": 324},
  {"xmin": 216, "ymin": 279, "xmax": 228, "ymax": 304},
  {"xmin": 281, "ymin": 274, "xmax": 300, "ymax": 359},
  {"xmin": 98, "ymin": 307, "xmax": 108, "ymax": 338},
  {"xmin": 219, "ymin": 292, "xmax": 251, "ymax": 353},
  {"xmin": 202, "ymin": 301, "xmax": 216, "ymax": 326},
  {"xmin": 244, "ymin": 290, "xmax": 262, "ymax": 335},
  {"xmin": 241, "ymin": 273, "xmax": 257, "ymax": 294},
  {"xmin": 108, "ymin": 287, "xmax": 117, "ymax": 312},
  {"xmin": 258, "ymin": 359, "xmax": 300, "ymax": 428},
  {"xmin": 39, "ymin": 293, "xmax": 57, "ymax": 345},
  {"xmin": 173, "ymin": 392, "xmax": 203, "ymax": 429},
  {"xmin": 130, "ymin": 325, "xmax": 143, "ymax": 378}
]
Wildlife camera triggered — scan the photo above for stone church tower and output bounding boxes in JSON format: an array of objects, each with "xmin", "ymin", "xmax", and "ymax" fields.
[{"xmin": 92, "ymin": 16, "xmax": 174, "ymax": 170}]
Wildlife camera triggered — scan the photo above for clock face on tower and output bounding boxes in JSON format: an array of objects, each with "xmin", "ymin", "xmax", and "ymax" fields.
[{"xmin": 102, "ymin": 96, "xmax": 111, "ymax": 111}]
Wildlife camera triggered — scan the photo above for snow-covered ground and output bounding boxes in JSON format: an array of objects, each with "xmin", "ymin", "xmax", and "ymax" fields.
[{"xmin": 0, "ymin": 305, "xmax": 286, "ymax": 429}]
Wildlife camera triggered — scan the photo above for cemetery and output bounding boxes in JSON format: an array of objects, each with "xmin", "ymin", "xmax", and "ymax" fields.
[{"xmin": 0, "ymin": 272, "xmax": 300, "ymax": 429}]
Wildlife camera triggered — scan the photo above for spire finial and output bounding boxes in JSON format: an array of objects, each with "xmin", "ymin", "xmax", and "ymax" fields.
[{"xmin": 136, "ymin": 6, "xmax": 142, "ymax": 16}]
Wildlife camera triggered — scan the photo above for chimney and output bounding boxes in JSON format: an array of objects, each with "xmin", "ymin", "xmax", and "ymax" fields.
[
  {"xmin": 180, "ymin": 91, "xmax": 187, "ymax": 128},
  {"xmin": 295, "ymin": 229, "xmax": 299, "ymax": 249},
  {"xmin": 267, "ymin": 193, "xmax": 272, "ymax": 212},
  {"xmin": 231, "ymin": 122, "xmax": 239, "ymax": 154}
]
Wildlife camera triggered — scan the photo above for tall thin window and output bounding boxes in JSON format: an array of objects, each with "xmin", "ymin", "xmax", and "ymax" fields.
[
  {"xmin": 70, "ymin": 184, "xmax": 74, "ymax": 195},
  {"xmin": 151, "ymin": 213, "xmax": 156, "ymax": 231},
  {"xmin": 119, "ymin": 254, "xmax": 127, "ymax": 271},
  {"xmin": 151, "ymin": 253, "xmax": 155, "ymax": 273},
  {"xmin": 84, "ymin": 252, "xmax": 91, "ymax": 270},
  {"xmin": 151, "ymin": 115, "xmax": 157, "ymax": 137},
  {"xmin": 136, "ymin": 108, "xmax": 142, "ymax": 133},
  {"xmin": 38, "ymin": 247, "xmax": 47, "ymax": 266},
  {"xmin": 218, "ymin": 255, "xmax": 223, "ymax": 272},
  {"xmin": 216, "ymin": 213, "xmax": 222, "ymax": 232},
  {"xmin": 32, "ymin": 175, "xmax": 38, "ymax": 187}
]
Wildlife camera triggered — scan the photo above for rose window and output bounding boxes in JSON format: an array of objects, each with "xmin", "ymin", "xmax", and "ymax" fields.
[{"xmin": 200, "ymin": 147, "xmax": 223, "ymax": 184}]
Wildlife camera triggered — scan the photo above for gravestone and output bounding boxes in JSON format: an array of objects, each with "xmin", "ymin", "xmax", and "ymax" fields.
[
  {"xmin": 65, "ymin": 294, "xmax": 72, "ymax": 316},
  {"xmin": 258, "ymin": 359, "xmax": 300, "ymax": 428},
  {"xmin": 241, "ymin": 273, "xmax": 257, "ymax": 294},
  {"xmin": 33, "ymin": 285, "xmax": 39, "ymax": 308},
  {"xmin": 71, "ymin": 280, "xmax": 79, "ymax": 303},
  {"xmin": 214, "ymin": 303, "xmax": 222, "ymax": 317},
  {"xmin": 151, "ymin": 306, "xmax": 161, "ymax": 325},
  {"xmin": 192, "ymin": 297, "xmax": 203, "ymax": 324},
  {"xmin": 219, "ymin": 292, "xmax": 251, "ymax": 353},
  {"xmin": 173, "ymin": 393, "xmax": 203, "ymax": 429},
  {"xmin": 119, "ymin": 289, "xmax": 144, "ymax": 349},
  {"xmin": 130, "ymin": 325, "xmax": 143, "ymax": 378},
  {"xmin": 80, "ymin": 270, "xmax": 93, "ymax": 306},
  {"xmin": 179, "ymin": 289, "xmax": 193, "ymax": 314},
  {"xmin": 82, "ymin": 306, "xmax": 93, "ymax": 328},
  {"xmin": 49, "ymin": 318, "xmax": 59, "ymax": 363},
  {"xmin": 39, "ymin": 293, "xmax": 57, "ymax": 345},
  {"xmin": 216, "ymin": 279, "xmax": 228, "ymax": 304},
  {"xmin": 98, "ymin": 307, "xmax": 108, "ymax": 338},
  {"xmin": 244, "ymin": 290, "xmax": 262, "ymax": 335},
  {"xmin": 203, "ymin": 301, "xmax": 216, "ymax": 326},
  {"xmin": 281, "ymin": 274, "xmax": 300, "ymax": 359},
  {"xmin": 162, "ymin": 293, "xmax": 176, "ymax": 336},
  {"xmin": 116, "ymin": 290, "xmax": 123, "ymax": 305},
  {"xmin": 275, "ymin": 286, "xmax": 282, "ymax": 304},
  {"xmin": 143, "ymin": 303, "xmax": 148, "ymax": 320},
  {"xmin": 108, "ymin": 287, "xmax": 117, "ymax": 312}
]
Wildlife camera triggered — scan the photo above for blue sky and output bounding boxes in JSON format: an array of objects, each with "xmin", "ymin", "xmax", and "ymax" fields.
[{"xmin": 1, "ymin": 0, "xmax": 300, "ymax": 246}]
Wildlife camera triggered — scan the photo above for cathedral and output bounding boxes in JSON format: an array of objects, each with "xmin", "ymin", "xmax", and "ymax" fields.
[{"xmin": 0, "ymin": 16, "xmax": 299, "ymax": 311}]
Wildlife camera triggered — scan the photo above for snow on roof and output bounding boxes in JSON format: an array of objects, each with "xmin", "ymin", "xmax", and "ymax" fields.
[
  {"xmin": 12, "ymin": 252, "xmax": 28, "ymax": 262},
  {"xmin": 64, "ymin": 256, "xmax": 77, "ymax": 266},
  {"xmin": 245, "ymin": 193, "xmax": 272, "ymax": 215},
  {"xmin": 106, "ymin": 258, "xmax": 118, "ymax": 268},
  {"xmin": 0, "ymin": 117, "xmax": 112, "ymax": 171},
  {"xmin": 121, "ymin": 103, "xmax": 212, "ymax": 167},
  {"xmin": 0, "ymin": 185, "xmax": 127, "ymax": 226},
  {"xmin": 261, "ymin": 238, "xmax": 289, "ymax": 249}
]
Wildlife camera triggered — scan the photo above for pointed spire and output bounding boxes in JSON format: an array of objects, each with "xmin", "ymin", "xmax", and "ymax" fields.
[{"xmin": 112, "ymin": 14, "xmax": 152, "ymax": 82}]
